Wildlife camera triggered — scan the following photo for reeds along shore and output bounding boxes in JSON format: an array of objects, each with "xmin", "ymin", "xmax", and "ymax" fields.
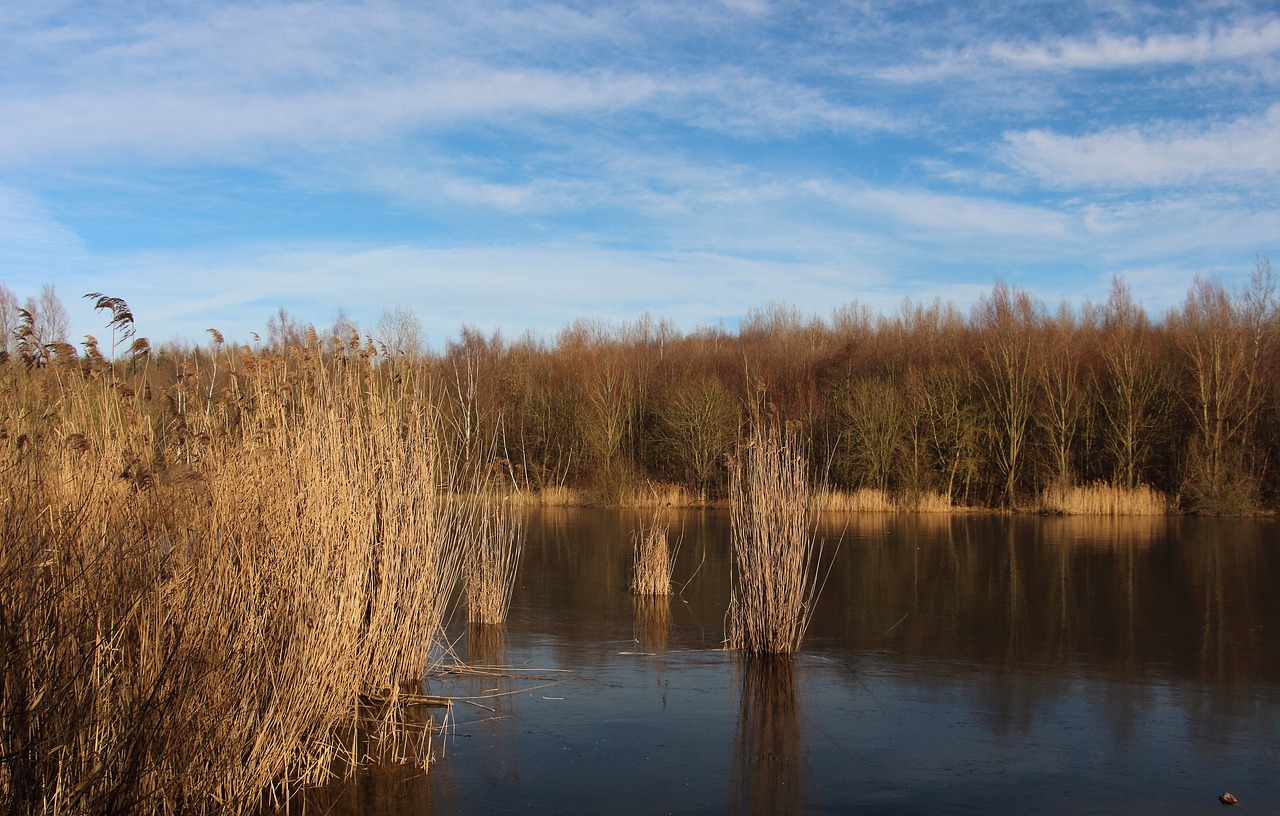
[{"xmin": 0, "ymin": 330, "xmax": 515, "ymax": 814}]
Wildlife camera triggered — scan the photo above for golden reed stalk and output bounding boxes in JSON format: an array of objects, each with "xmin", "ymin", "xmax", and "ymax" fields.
[
  {"xmin": 725, "ymin": 410, "xmax": 825, "ymax": 655},
  {"xmin": 0, "ymin": 333, "xmax": 495, "ymax": 814},
  {"xmin": 630, "ymin": 510, "xmax": 678, "ymax": 596}
]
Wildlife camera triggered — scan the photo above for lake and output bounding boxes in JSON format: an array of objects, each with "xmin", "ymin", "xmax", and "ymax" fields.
[{"xmin": 321, "ymin": 508, "xmax": 1280, "ymax": 814}]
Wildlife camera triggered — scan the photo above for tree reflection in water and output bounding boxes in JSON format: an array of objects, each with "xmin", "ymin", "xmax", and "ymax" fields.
[{"xmin": 729, "ymin": 655, "xmax": 804, "ymax": 816}]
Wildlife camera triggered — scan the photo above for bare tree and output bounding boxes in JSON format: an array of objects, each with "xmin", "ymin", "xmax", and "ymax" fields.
[
  {"xmin": 1037, "ymin": 302, "xmax": 1089, "ymax": 488},
  {"xmin": 973, "ymin": 283, "xmax": 1042, "ymax": 507},
  {"xmin": 1096, "ymin": 278, "xmax": 1168, "ymax": 489},
  {"xmin": 835, "ymin": 375, "xmax": 902, "ymax": 492},
  {"xmin": 655, "ymin": 375, "xmax": 739, "ymax": 499},
  {"xmin": 38, "ymin": 284, "xmax": 69, "ymax": 343},
  {"xmin": 1173, "ymin": 266, "xmax": 1276, "ymax": 511},
  {"xmin": 266, "ymin": 306, "xmax": 306, "ymax": 351},
  {"xmin": 0, "ymin": 284, "xmax": 17, "ymax": 356},
  {"xmin": 375, "ymin": 306, "xmax": 425, "ymax": 361}
]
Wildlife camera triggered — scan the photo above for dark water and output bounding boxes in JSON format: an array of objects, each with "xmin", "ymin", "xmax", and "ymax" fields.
[{"xmin": 327, "ymin": 509, "xmax": 1280, "ymax": 815}]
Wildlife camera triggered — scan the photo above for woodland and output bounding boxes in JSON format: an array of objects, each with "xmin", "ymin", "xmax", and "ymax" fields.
[{"xmin": 5, "ymin": 265, "xmax": 1279, "ymax": 516}]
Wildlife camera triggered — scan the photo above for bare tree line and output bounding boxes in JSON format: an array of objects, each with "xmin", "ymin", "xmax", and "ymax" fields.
[{"xmin": 8, "ymin": 261, "xmax": 1278, "ymax": 513}]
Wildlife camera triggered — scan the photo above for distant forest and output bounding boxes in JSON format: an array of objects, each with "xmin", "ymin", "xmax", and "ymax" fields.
[{"xmin": 5, "ymin": 262, "xmax": 1279, "ymax": 514}]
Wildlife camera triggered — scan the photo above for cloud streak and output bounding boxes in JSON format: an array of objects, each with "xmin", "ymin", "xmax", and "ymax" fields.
[
  {"xmin": 989, "ymin": 18, "xmax": 1280, "ymax": 70},
  {"xmin": 1005, "ymin": 105, "xmax": 1280, "ymax": 189}
]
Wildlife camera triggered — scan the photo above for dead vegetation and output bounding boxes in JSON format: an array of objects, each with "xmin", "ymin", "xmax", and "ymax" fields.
[
  {"xmin": 630, "ymin": 510, "xmax": 678, "ymax": 596},
  {"xmin": 1039, "ymin": 482, "xmax": 1171, "ymax": 515},
  {"xmin": 465, "ymin": 502, "xmax": 523, "ymax": 625},
  {"xmin": 0, "ymin": 305, "xmax": 518, "ymax": 814},
  {"xmin": 725, "ymin": 406, "xmax": 826, "ymax": 655}
]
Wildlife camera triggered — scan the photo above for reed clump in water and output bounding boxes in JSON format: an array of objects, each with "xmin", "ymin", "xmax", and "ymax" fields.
[
  {"xmin": 0, "ymin": 319, "xmax": 478, "ymax": 814},
  {"xmin": 465, "ymin": 502, "xmax": 523, "ymax": 625},
  {"xmin": 630, "ymin": 511, "xmax": 678, "ymax": 596},
  {"xmin": 725, "ymin": 410, "xmax": 824, "ymax": 656}
]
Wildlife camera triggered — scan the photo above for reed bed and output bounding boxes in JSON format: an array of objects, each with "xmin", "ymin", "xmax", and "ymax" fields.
[
  {"xmin": 725, "ymin": 413, "xmax": 825, "ymax": 656},
  {"xmin": 1040, "ymin": 482, "xmax": 1172, "ymax": 515},
  {"xmin": 0, "ymin": 332, "xmax": 485, "ymax": 814},
  {"xmin": 620, "ymin": 480, "xmax": 699, "ymax": 507},
  {"xmin": 465, "ymin": 502, "xmax": 523, "ymax": 625},
  {"xmin": 630, "ymin": 511, "xmax": 678, "ymax": 596},
  {"xmin": 817, "ymin": 487, "xmax": 958, "ymax": 513},
  {"xmin": 817, "ymin": 487, "xmax": 896, "ymax": 512},
  {"xmin": 532, "ymin": 484, "xmax": 582, "ymax": 506}
]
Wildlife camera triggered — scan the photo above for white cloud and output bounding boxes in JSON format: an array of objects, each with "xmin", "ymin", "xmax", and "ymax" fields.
[
  {"xmin": 990, "ymin": 18, "xmax": 1280, "ymax": 70},
  {"xmin": 803, "ymin": 180, "xmax": 1070, "ymax": 239},
  {"xmin": 1004, "ymin": 105, "xmax": 1280, "ymax": 188}
]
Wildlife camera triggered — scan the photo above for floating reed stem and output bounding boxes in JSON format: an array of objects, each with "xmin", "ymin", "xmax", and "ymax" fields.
[
  {"xmin": 630, "ymin": 510, "xmax": 678, "ymax": 596},
  {"xmin": 725, "ymin": 410, "xmax": 824, "ymax": 655}
]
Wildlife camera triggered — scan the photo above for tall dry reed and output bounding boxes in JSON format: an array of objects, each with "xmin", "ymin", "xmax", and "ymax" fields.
[
  {"xmin": 465, "ymin": 502, "xmax": 523, "ymax": 625},
  {"xmin": 0, "ymin": 325, "xmax": 478, "ymax": 814},
  {"xmin": 630, "ymin": 511, "xmax": 678, "ymax": 595},
  {"xmin": 725, "ymin": 411, "xmax": 825, "ymax": 655}
]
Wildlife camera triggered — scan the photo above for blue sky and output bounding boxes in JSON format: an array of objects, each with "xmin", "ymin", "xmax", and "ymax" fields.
[{"xmin": 2, "ymin": 0, "xmax": 1278, "ymax": 347}]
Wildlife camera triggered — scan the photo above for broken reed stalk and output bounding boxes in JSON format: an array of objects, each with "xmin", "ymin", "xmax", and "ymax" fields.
[
  {"xmin": 725, "ymin": 411, "xmax": 825, "ymax": 655},
  {"xmin": 0, "ymin": 330, "xmax": 480, "ymax": 814},
  {"xmin": 465, "ymin": 501, "xmax": 523, "ymax": 625},
  {"xmin": 630, "ymin": 510, "xmax": 678, "ymax": 595}
]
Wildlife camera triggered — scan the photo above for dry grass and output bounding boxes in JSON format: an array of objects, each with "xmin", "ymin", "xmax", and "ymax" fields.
[
  {"xmin": 0, "ymin": 332, "xmax": 488, "ymax": 814},
  {"xmin": 817, "ymin": 488, "xmax": 959, "ymax": 513},
  {"xmin": 1040, "ymin": 482, "xmax": 1172, "ymax": 515},
  {"xmin": 630, "ymin": 511, "xmax": 678, "ymax": 596},
  {"xmin": 534, "ymin": 484, "xmax": 582, "ymax": 506},
  {"xmin": 620, "ymin": 480, "xmax": 700, "ymax": 507},
  {"xmin": 725, "ymin": 411, "xmax": 825, "ymax": 655},
  {"xmin": 817, "ymin": 487, "xmax": 896, "ymax": 512},
  {"xmin": 465, "ymin": 501, "xmax": 523, "ymax": 625}
]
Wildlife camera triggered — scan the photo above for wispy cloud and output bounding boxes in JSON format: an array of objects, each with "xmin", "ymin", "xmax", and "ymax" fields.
[
  {"xmin": 2, "ymin": 0, "xmax": 1277, "ymax": 347},
  {"xmin": 1004, "ymin": 105, "xmax": 1280, "ymax": 188},
  {"xmin": 990, "ymin": 18, "xmax": 1280, "ymax": 70}
]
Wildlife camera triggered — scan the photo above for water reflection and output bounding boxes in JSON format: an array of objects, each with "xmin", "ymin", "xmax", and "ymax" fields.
[
  {"xmin": 466, "ymin": 622, "xmax": 505, "ymax": 668},
  {"xmin": 298, "ymin": 510, "xmax": 1280, "ymax": 815},
  {"xmin": 729, "ymin": 656, "xmax": 804, "ymax": 816},
  {"xmin": 632, "ymin": 595, "xmax": 670, "ymax": 654}
]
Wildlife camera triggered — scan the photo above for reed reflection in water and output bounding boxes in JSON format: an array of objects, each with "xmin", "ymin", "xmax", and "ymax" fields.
[
  {"xmin": 729, "ymin": 656, "xmax": 804, "ymax": 816},
  {"xmin": 632, "ymin": 595, "xmax": 671, "ymax": 654},
  {"xmin": 466, "ymin": 622, "xmax": 506, "ymax": 669}
]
